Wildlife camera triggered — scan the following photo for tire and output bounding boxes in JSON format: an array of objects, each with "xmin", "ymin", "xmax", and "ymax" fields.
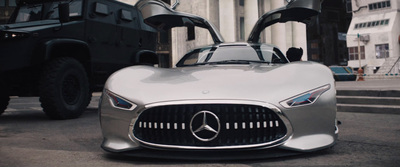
[
  {"xmin": 39, "ymin": 57, "xmax": 90, "ymax": 120},
  {"xmin": 0, "ymin": 95, "xmax": 9, "ymax": 116},
  {"xmin": 0, "ymin": 80, "xmax": 9, "ymax": 115}
]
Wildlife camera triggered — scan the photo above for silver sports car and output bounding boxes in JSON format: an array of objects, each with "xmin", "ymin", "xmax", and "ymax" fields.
[{"xmin": 99, "ymin": 0, "xmax": 338, "ymax": 159}]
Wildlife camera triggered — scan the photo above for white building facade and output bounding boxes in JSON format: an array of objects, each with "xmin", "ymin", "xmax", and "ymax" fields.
[
  {"xmin": 119, "ymin": 0, "xmax": 309, "ymax": 67},
  {"xmin": 347, "ymin": 0, "xmax": 400, "ymax": 74}
]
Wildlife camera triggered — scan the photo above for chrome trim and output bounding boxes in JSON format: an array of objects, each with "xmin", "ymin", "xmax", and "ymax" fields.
[
  {"xmin": 128, "ymin": 100, "xmax": 293, "ymax": 150},
  {"xmin": 190, "ymin": 110, "xmax": 221, "ymax": 142},
  {"xmin": 279, "ymin": 84, "xmax": 331, "ymax": 108}
]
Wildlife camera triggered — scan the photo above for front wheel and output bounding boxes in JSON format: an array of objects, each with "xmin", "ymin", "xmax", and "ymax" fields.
[{"xmin": 39, "ymin": 57, "xmax": 90, "ymax": 120}]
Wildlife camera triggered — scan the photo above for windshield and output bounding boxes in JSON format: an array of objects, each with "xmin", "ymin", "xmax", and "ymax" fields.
[
  {"xmin": 12, "ymin": 0, "xmax": 82, "ymax": 23},
  {"xmin": 177, "ymin": 44, "xmax": 288, "ymax": 67}
]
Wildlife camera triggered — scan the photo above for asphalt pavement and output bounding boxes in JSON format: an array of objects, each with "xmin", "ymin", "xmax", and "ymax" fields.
[{"xmin": 1, "ymin": 79, "xmax": 399, "ymax": 166}]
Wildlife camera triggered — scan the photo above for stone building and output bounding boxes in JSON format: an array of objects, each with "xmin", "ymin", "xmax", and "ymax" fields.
[
  {"xmin": 120, "ymin": 0, "xmax": 309, "ymax": 67},
  {"xmin": 346, "ymin": 0, "xmax": 400, "ymax": 74}
]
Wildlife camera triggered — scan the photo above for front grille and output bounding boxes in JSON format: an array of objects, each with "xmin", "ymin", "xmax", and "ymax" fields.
[{"xmin": 133, "ymin": 104, "xmax": 287, "ymax": 148}]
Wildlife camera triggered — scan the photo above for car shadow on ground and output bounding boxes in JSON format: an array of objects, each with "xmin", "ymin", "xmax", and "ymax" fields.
[
  {"xmin": 0, "ymin": 108, "xmax": 98, "ymax": 123},
  {"xmin": 101, "ymin": 147, "xmax": 335, "ymax": 165},
  {"xmin": 0, "ymin": 110, "xmax": 50, "ymax": 122}
]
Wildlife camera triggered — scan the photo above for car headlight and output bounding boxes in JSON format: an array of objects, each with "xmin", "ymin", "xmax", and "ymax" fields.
[
  {"xmin": 280, "ymin": 84, "xmax": 330, "ymax": 108},
  {"xmin": 105, "ymin": 90, "xmax": 137, "ymax": 110},
  {"xmin": 0, "ymin": 31, "xmax": 30, "ymax": 40}
]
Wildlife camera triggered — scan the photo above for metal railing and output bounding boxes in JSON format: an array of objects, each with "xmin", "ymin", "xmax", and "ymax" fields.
[{"xmin": 387, "ymin": 57, "xmax": 400, "ymax": 74}]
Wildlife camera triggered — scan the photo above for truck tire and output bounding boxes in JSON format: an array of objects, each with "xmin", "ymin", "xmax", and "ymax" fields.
[
  {"xmin": 0, "ymin": 95, "xmax": 9, "ymax": 115},
  {"xmin": 39, "ymin": 57, "xmax": 90, "ymax": 120},
  {"xmin": 0, "ymin": 80, "xmax": 9, "ymax": 115}
]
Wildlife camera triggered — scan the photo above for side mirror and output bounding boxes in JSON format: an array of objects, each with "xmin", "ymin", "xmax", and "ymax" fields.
[{"xmin": 58, "ymin": 3, "xmax": 70, "ymax": 23}]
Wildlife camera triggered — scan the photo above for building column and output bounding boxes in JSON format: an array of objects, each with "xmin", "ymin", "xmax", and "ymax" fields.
[
  {"xmin": 244, "ymin": 0, "xmax": 259, "ymax": 39},
  {"xmin": 263, "ymin": 0, "xmax": 272, "ymax": 44},
  {"xmin": 270, "ymin": 0, "xmax": 287, "ymax": 52},
  {"xmin": 219, "ymin": 0, "xmax": 236, "ymax": 42},
  {"xmin": 292, "ymin": 22, "xmax": 308, "ymax": 60}
]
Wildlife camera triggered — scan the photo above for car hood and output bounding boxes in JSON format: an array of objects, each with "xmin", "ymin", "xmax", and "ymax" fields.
[{"xmin": 105, "ymin": 62, "xmax": 334, "ymax": 106}]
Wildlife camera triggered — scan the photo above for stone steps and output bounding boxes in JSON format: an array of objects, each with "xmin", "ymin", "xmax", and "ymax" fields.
[{"xmin": 336, "ymin": 90, "xmax": 400, "ymax": 114}]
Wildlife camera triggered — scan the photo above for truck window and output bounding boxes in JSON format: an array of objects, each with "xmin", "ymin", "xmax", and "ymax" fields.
[
  {"xmin": 12, "ymin": 0, "xmax": 82, "ymax": 23},
  {"xmin": 120, "ymin": 9, "xmax": 133, "ymax": 22},
  {"xmin": 95, "ymin": 2, "xmax": 109, "ymax": 15},
  {"xmin": 48, "ymin": 0, "xmax": 83, "ymax": 19},
  {"xmin": 15, "ymin": 4, "xmax": 43, "ymax": 22}
]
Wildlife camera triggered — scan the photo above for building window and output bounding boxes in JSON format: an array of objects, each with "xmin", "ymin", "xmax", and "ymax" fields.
[
  {"xmin": 354, "ymin": 19, "xmax": 389, "ymax": 29},
  {"xmin": 9, "ymin": 0, "xmax": 17, "ymax": 7},
  {"xmin": 311, "ymin": 54, "xmax": 320, "ymax": 60},
  {"xmin": 239, "ymin": 0, "xmax": 244, "ymax": 6},
  {"xmin": 348, "ymin": 46, "xmax": 365, "ymax": 60},
  {"xmin": 375, "ymin": 44, "xmax": 389, "ymax": 59},
  {"xmin": 0, "ymin": 0, "xmax": 5, "ymax": 7},
  {"xmin": 346, "ymin": 0, "xmax": 352, "ymax": 13},
  {"xmin": 311, "ymin": 42, "xmax": 318, "ymax": 49},
  {"xmin": 239, "ymin": 17, "xmax": 245, "ymax": 41},
  {"xmin": 368, "ymin": 1, "xmax": 391, "ymax": 11}
]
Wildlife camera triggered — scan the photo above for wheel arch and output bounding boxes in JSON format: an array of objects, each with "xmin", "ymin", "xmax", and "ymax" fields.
[{"xmin": 42, "ymin": 39, "xmax": 92, "ymax": 83}]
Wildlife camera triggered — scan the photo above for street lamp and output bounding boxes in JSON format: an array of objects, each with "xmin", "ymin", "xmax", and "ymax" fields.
[{"xmin": 357, "ymin": 33, "xmax": 364, "ymax": 81}]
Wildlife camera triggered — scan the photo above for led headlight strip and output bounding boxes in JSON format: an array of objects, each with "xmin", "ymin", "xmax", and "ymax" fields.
[
  {"xmin": 280, "ymin": 84, "xmax": 330, "ymax": 108},
  {"xmin": 105, "ymin": 90, "xmax": 137, "ymax": 110}
]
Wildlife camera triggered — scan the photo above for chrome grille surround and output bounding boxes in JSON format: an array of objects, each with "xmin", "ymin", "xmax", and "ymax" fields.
[{"xmin": 128, "ymin": 100, "xmax": 293, "ymax": 150}]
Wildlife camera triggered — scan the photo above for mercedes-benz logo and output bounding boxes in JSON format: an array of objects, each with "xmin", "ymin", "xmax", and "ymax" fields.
[{"xmin": 190, "ymin": 111, "xmax": 220, "ymax": 142}]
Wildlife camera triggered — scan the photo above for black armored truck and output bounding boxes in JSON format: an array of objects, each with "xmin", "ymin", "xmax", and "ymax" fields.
[{"xmin": 0, "ymin": 0, "xmax": 159, "ymax": 119}]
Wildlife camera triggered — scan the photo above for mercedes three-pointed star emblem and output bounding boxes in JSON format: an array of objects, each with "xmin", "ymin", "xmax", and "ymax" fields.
[{"xmin": 190, "ymin": 111, "xmax": 220, "ymax": 142}]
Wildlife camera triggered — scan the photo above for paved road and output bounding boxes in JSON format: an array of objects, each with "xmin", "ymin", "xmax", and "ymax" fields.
[{"xmin": 1, "ymin": 96, "xmax": 399, "ymax": 167}]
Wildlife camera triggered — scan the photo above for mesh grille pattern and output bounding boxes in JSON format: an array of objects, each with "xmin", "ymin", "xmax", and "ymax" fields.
[{"xmin": 133, "ymin": 104, "xmax": 287, "ymax": 147}]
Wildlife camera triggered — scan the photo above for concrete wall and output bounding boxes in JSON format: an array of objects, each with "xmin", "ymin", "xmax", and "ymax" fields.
[{"xmin": 170, "ymin": 0, "xmax": 218, "ymax": 66}]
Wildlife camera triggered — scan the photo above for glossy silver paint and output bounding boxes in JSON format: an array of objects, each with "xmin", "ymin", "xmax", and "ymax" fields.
[{"xmin": 99, "ymin": 59, "xmax": 337, "ymax": 153}]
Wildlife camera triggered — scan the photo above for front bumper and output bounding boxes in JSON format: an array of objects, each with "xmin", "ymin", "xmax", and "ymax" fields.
[{"xmin": 99, "ymin": 90, "xmax": 337, "ymax": 157}]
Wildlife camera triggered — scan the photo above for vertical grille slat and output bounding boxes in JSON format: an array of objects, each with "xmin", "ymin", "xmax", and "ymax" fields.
[{"xmin": 133, "ymin": 104, "xmax": 287, "ymax": 148}]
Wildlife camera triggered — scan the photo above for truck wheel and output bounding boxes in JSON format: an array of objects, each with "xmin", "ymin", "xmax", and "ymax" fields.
[
  {"xmin": 0, "ymin": 95, "xmax": 9, "ymax": 115},
  {"xmin": 39, "ymin": 57, "xmax": 90, "ymax": 120}
]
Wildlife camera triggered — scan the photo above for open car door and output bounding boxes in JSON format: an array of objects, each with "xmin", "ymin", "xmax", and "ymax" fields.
[
  {"xmin": 136, "ymin": 0, "xmax": 224, "ymax": 44},
  {"xmin": 248, "ymin": 0, "xmax": 323, "ymax": 43}
]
